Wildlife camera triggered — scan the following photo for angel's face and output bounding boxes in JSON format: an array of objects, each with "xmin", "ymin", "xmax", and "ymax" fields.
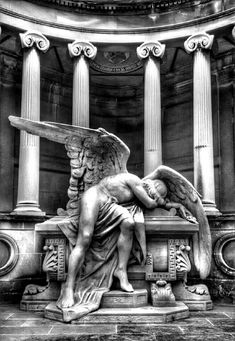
[{"xmin": 142, "ymin": 179, "xmax": 167, "ymax": 204}]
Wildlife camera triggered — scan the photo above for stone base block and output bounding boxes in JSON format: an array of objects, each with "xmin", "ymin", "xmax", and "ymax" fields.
[
  {"xmin": 183, "ymin": 300, "xmax": 213, "ymax": 311},
  {"xmin": 20, "ymin": 282, "xmax": 60, "ymax": 312},
  {"xmin": 20, "ymin": 300, "xmax": 52, "ymax": 312},
  {"xmin": 101, "ymin": 289, "xmax": 148, "ymax": 308},
  {"xmin": 44, "ymin": 302, "xmax": 189, "ymax": 324}
]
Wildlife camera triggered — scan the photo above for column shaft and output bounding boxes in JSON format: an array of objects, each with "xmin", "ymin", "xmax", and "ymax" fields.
[
  {"xmin": 16, "ymin": 48, "xmax": 41, "ymax": 212},
  {"xmin": 73, "ymin": 55, "xmax": 89, "ymax": 127},
  {"xmin": 144, "ymin": 57, "xmax": 162, "ymax": 175},
  {"xmin": 184, "ymin": 32, "xmax": 220, "ymax": 215},
  {"xmin": 193, "ymin": 49, "xmax": 215, "ymax": 203},
  {"xmin": 68, "ymin": 41, "xmax": 97, "ymax": 127},
  {"xmin": 137, "ymin": 41, "xmax": 165, "ymax": 176},
  {"xmin": 14, "ymin": 31, "xmax": 49, "ymax": 215}
]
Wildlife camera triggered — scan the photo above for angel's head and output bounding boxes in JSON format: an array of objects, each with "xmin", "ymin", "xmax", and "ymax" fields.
[{"xmin": 142, "ymin": 179, "xmax": 167, "ymax": 205}]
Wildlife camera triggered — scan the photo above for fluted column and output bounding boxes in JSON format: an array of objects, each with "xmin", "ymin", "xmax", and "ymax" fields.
[
  {"xmin": 184, "ymin": 33, "xmax": 219, "ymax": 215},
  {"xmin": 68, "ymin": 41, "xmax": 97, "ymax": 127},
  {"xmin": 137, "ymin": 42, "xmax": 165, "ymax": 176},
  {"xmin": 14, "ymin": 31, "xmax": 49, "ymax": 215}
]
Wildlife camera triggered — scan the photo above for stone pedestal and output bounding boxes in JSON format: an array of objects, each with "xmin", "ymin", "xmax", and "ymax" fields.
[
  {"xmin": 101, "ymin": 289, "xmax": 148, "ymax": 308},
  {"xmin": 45, "ymin": 301, "xmax": 189, "ymax": 324}
]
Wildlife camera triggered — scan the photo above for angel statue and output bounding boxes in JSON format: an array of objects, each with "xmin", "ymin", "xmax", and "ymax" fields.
[{"xmin": 9, "ymin": 116, "xmax": 211, "ymax": 322}]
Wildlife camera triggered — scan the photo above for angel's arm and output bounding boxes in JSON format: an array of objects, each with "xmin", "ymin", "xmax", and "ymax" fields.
[
  {"xmin": 165, "ymin": 200, "xmax": 197, "ymax": 223},
  {"xmin": 126, "ymin": 175, "xmax": 159, "ymax": 209},
  {"xmin": 165, "ymin": 201, "xmax": 187, "ymax": 218}
]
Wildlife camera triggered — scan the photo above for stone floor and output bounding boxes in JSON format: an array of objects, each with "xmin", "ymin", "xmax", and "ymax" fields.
[{"xmin": 0, "ymin": 303, "xmax": 234, "ymax": 341}]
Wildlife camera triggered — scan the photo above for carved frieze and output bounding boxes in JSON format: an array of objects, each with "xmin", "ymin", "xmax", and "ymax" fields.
[
  {"xmin": 90, "ymin": 47, "xmax": 142, "ymax": 74},
  {"xmin": 19, "ymin": 31, "xmax": 50, "ymax": 52},
  {"xmin": 145, "ymin": 239, "xmax": 190, "ymax": 282}
]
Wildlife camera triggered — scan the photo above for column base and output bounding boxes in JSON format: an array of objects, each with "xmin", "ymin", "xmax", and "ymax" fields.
[
  {"xmin": 12, "ymin": 204, "xmax": 46, "ymax": 217},
  {"xmin": 202, "ymin": 201, "xmax": 222, "ymax": 217}
]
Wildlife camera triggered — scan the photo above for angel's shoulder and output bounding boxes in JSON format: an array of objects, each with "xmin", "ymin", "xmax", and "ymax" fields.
[{"xmin": 124, "ymin": 173, "xmax": 142, "ymax": 185}]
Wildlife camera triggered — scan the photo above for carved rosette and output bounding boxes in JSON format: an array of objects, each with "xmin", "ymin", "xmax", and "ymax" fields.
[
  {"xmin": 184, "ymin": 32, "xmax": 214, "ymax": 54},
  {"xmin": 137, "ymin": 41, "xmax": 165, "ymax": 60},
  {"xmin": 19, "ymin": 31, "xmax": 50, "ymax": 52},
  {"xmin": 68, "ymin": 41, "xmax": 97, "ymax": 59}
]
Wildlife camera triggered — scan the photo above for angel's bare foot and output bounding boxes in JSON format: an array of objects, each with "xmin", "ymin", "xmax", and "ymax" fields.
[
  {"xmin": 114, "ymin": 268, "xmax": 134, "ymax": 292},
  {"xmin": 59, "ymin": 287, "xmax": 75, "ymax": 308}
]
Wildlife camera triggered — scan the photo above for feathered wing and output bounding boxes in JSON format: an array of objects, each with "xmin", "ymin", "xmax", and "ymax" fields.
[
  {"xmin": 9, "ymin": 116, "xmax": 130, "ymax": 218},
  {"xmin": 144, "ymin": 165, "xmax": 211, "ymax": 279}
]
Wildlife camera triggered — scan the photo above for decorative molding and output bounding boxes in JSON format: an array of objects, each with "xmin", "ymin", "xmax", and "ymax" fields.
[
  {"xmin": 42, "ymin": 238, "xmax": 67, "ymax": 281},
  {"xmin": 0, "ymin": 5, "xmax": 234, "ymax": 43},
  {"xmin": 26, "ymin": 1, "xmax": 217, "ymax": 15},
  {"xmin": 145, "ymin": 239, "xmax": 189, "ymax": 281},
  {"xmin": 68, "ymin": 41, "xmax": 97, "ymax": 59},
  {"xmin": 137, "ymin": 41, "xmax": 165, "ymax": 60},
  {"xmin": 0, "ymin": 233, "xmax": 19, "ymax": 276},
  {"xmin": 184, "ymin": 32, "xmax": 214, "ymax": 54},
  {"xmin": 214, "ymin": 232, "xmax": 235, "ymax": 277},
  {"xmin": 175, "ymin": 244, "xmax": 191, "ymax": 278},
  {"xmin": 19, "ymin": 31, "xmax": 50, "ymax": 52}
]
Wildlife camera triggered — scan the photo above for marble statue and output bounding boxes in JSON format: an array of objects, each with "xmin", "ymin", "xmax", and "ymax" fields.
[{"xmin": 9, "ymin": 116, "xmax": 211, "ymax": 322}]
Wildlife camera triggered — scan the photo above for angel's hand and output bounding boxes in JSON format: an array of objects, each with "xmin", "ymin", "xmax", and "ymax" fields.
[
  {"xmin": 179, "ymin": 205, "xmax": 197, "ymax": 224},
  {"xmin": 179, "ymin": 204, "xmax": 188, "ymax": 219}
]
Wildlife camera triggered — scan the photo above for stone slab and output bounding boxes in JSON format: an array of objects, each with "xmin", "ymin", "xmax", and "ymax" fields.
[
  {"xmin": 44, "ymin": 302, "xmax": 189, "ymax": 324},
  {"xmin": 101, "ymin": 289, "xmax": 148, "ymax": 308},
  {"xmin": 20, "ymin": 300, "xmax": 52, "ymax": 312},
  {"xmin": 183, "ymin": 300, "xmax": 213, "ymax": 311}
]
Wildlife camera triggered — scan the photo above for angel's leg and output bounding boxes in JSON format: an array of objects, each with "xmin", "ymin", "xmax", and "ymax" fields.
[
  {"xmin": 57, "ymin": 189, "xmax": 99, "ymax": 309},
  {"xmin": 114, "ymin": 217, "xmax": 134, "ymax": 292}
]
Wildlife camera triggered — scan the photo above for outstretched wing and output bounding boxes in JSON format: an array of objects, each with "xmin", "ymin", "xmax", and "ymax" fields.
[
  {"xmin": 144, "ymin": 165, "xmax": 211, "ymax": 279},
  {"xmin": 9, "ymin": 116, "xmax": 130, "ymax": 218}
]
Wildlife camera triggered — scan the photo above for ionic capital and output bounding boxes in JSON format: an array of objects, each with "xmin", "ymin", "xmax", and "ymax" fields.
[
  {"xmin": 184, "ymin": 32, "xmax": 214, "ymax": 54},
  {"xmin": 68, "ymin": 41, "xmax": 97, "ymax": 60},
  {"xmin": 20, "ymin": 31, "xmax": 50, "ymax": 53},
  {"xmin": 137, "ymin": 41, "xmax": 165, "ymax": 60}
]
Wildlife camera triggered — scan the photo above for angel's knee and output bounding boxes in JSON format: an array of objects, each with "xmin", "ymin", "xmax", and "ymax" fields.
[{"xmin": 120, "ymin": 217, "xmax": 135, "ymax": 236}]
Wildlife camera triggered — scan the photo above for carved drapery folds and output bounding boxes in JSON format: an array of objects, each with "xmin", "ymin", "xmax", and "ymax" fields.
[
  {"xmin": 68, "ymin": 41, "xmax": 97, "ymax": 127},
  {"xmin": 184, "ymin": 33, "xmax": 219, "ymax": 215},
  {"xmin": 137, "ymin": 41, "xmax": 165, "ymax": 175},
  {"xmin": 14, "ymin": 31, "xmax": 49, "ymax": 214}
]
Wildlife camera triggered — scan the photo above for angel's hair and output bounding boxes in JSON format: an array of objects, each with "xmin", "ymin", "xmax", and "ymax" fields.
[{"xmin": 142, "ymin": 179, "xmax": 167, "ymax": 199}]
